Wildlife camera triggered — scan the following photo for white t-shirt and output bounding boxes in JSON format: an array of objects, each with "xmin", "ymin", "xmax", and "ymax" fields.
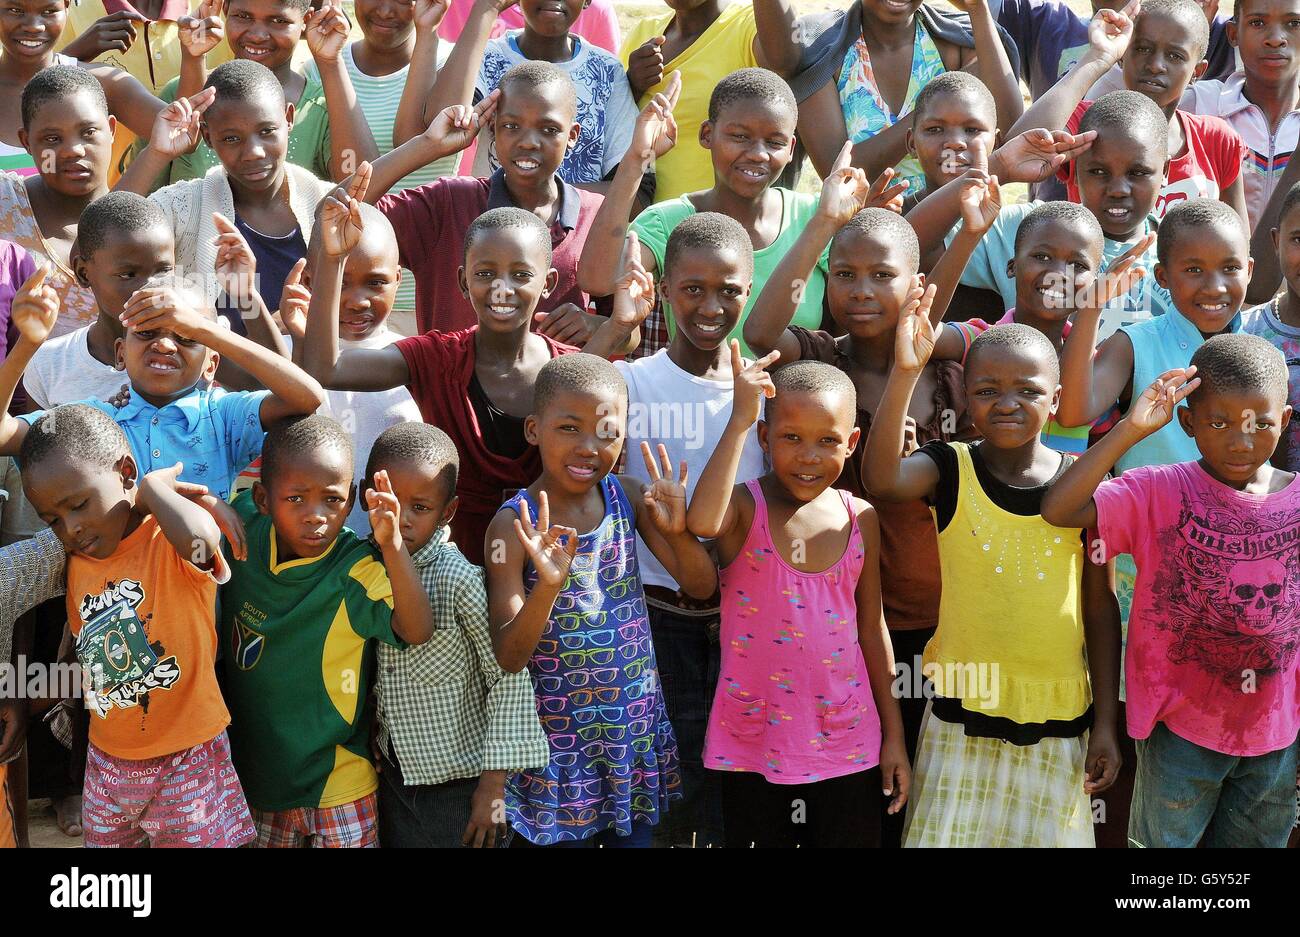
[
  {"xmin": 615, "ymin": 349, "xmax": 766, "ymax": 591},
  {"xmin": 316, "ymin": 326, "xmax": 423, "ymax": 534},
  {"xmin": 24, "ymin": 326, "xmax": 126, "ymax": 410}
]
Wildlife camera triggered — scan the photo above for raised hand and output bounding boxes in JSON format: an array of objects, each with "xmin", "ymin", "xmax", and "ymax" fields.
[
  {"xmin": 641, "ymin": 441, "xmax": 689, "ymax": 535},
  {"xmin": 366, "ymin": 470, "xmax": 405, "ymax": 552},
  {"xmin": 991, "ymin": 128, "xmax": 1096, "ymax": 184},
  {"xmin": 1088, "ymin": 2, "xmax": 1136, "ymax": 64},
  {"xmin": 321, "ymin": 162, "xmax": 371, "ymax": 257},
  {"xmin": 533, "ymin": 303, "xmax": 602, "ymax": 347},
  {"xmin": 413, "ymin": 0, "xmax": 451, "ymax": 32},
  {"xmin": 1127, "ymin": 367, "xmax": 1199, "ymax": 436},
  {"xmin": 212, "ymin": 212, "xmax": 258, "ymax": 303},
  {"xmin": 278, "ymin": 258, "xmax": 311, "ymax": 340},
  {"xmin": 512, "ymin": 491, "xmax": 578, "ymax": 588},
  {"xmin": 610, "ymin": 230, "xmax": 655, "ymax": 330},
  {"xmin": 62, "ymin": 9, "xmax": 145, "ymax": 60},
  {"xmin": 958, "ymin": 173, "xmax": 1002, "ymax": 236},
  {"xmin": 627, "ymin": 35, "xmax": 667, "ymax": 100},
  {"xmin": 863, "ymin": 167, "xmax": 909, "ymax": 214},
  {"xmin": 305, "ymin": 0, "xmax": 352, "ymax": 64},
  {"xmin": 730, "ymin": 339, "xmax": 779, "ymax": 428},
  {"xmin": 895, "ymin": 279, "xmax": 937, "ymax": 373},
  {"xmin": 178, "ymin": 0, "xmax": 224, "ymax": 59},
  {"xmin": 149, "ymin": 87, "xmax": 217, "ymax": 159},
  {"xmin": 10, "ymin": 265, "xmax": 59, "ymax": 346},
  {"xmin": 816, "ymin": 142, "xmax": 871, "ymax": 226},
  {"xmin": 627, "ymin": 70, "xmax": 681, "ymax": 171},
  {"xmin": 1089, "ymin": 233, "xmax": 1153, "ymax": 309},
  {"xmin": 423, "ymin": 90, "xmax": 499, "ymax": 155},
  {"xmin": 120, "ymin": 285, "xmax": 207, "ymax": 338}
]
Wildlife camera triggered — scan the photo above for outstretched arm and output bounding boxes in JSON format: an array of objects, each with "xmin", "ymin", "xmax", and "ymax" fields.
[
  {"xmin": 955, "ymin": 0, "xmax": 1023, "ymax": 131},
  {"xmin": 0, "ymin": 267, "xmax": 59, "ymax": 456},
  {"xmin": 392, "ymin": 0, "xmax": 452, "ymax": 146},
  {"xmin": 363, "ymin": 92, "xmax": 499, "ymax": 202},
  {"xmin": 306, "ymin": 0, "xmax": 380, "ymax": 179},
  {"xmin": 751, "ymin": 0, "xmax": 803, "ymax": 76}
]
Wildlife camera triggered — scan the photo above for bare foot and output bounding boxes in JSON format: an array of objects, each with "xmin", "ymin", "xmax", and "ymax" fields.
[{"xmin": 52, "ymin": 795, "xmax": 82, "ymax": 837}]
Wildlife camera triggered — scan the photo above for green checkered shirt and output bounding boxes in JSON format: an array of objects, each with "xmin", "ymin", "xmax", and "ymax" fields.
[
  {"xmin": 375, "ymin": 527, "xmax": 548, "ymax": 785},
  {"xmin": 0, "ymin": 528, "xmax": 65, "ymax": 664}
]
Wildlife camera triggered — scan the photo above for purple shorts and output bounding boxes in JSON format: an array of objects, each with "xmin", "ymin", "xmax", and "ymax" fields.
[{"xmin": 83, "ymin": 730, "xmax": 256, "ymax": 848}]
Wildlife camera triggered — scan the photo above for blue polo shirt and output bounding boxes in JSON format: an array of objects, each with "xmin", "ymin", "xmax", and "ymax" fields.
[{"xmin": 22, "ymin": 385, "xmax": 269, "ymax": 501}]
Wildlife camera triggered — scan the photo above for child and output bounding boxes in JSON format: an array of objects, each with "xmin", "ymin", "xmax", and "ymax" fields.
[
  {"xmin": 218, "ymin": 414, "xmax": 434, "ymax": 847},
  {"xmin": 471, "ymin": 0, "xmax": 638, "ymax": 191},
  {"xmin": 603, "ymin": 212, "xmax": 767, "ymax": 847},
  {"xmin": 366, "ymin": 423, "xmax": 548, "ymax": 849},
  {"xmin": 1, "ymin": 67, "xmax": 115, "ymax": 337},
  {"xmin": 686, "ymin": 354, "xmax": 909, "ymax": 847},
  {"xmin": 580, "ymin": 68, "xmax": 861, "ymax": 358},
  {"xmin": 1016, "ymin": 0, "xmax": 1249, "ymax": 223},
  {"xmin": 157, "ymin": 0, "xmax": 377, "ymax": 185},
  {"xmin": 485, "ymin": 354, "xmax": 717, "ymax": 847},
  {"xmin": 901, "ymin": 71, "xmax": 998, "ymax": 211},
  {"xmin": 0, "ymin": 220, "xmax": 324, "ymax": 500},
  {"xmin": 280, "ymin": 201, "xmax": 422, "ymax": 534},
  {"xmin": 790, "ymin": 0, "xmax": 1022, "ymax": 190},
  {"xmin": 1245, "ymin": 181, "xmax": 1300, "ymax": 470},
  {"xmin": 121, "ymin": 61, "xmax": 337, "ymax": 321},
  {"xmin": 1042, "ymin": 334, "xmax": 1300, "ymax": 848},
  {"xmin": 303, "ymin": 169, "xmax": 636, "ymax": 565},
  {"xmin": 620, "ymin": 0, "xmax": 803, "ymax": 202},
  {"xmin": 20, "ymin": 404, "xmax": 255, "ymax": 847},
  {"xmin": 863, "ymin": 317, "xmax": 1120, "ymax": 847}
]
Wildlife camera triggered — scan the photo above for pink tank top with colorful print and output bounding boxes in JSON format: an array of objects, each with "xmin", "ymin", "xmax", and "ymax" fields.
[{"xmin": 704, "ymin": 480, "xmax": 883, "ymax": 783}]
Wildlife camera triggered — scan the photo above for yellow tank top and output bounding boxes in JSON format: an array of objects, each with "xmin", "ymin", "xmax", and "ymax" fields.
[{"xmin": 926, "ymin": 443, "xmax": 1091, "ymax": 725}]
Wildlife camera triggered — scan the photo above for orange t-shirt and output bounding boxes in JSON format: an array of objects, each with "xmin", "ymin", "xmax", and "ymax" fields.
[{"xmin": 66, "ymin": 516, "xmax": 231, "ymax": 760}]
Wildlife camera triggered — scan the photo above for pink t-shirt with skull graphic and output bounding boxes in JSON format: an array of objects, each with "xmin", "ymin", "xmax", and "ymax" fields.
[{"xmin": 1095, "ymin": 462, "xmax": 1300, "ymax": 756}]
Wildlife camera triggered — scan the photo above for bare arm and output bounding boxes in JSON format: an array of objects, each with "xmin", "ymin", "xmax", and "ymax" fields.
[
  {"xmin": 138, "ymin": 466, "xmax": 223, "ymax": 571},
  {"xmin": 624, "ymin": 445, "xmax": 718, "ymax": 601},
  {"xmin": 958, "ymin": 0, "xmax": 1023, "ymax": 131},
  {"xmin": 0, "ymin": 267, "xmax": 60, "ymax": 456},
  {"xmin": 750, "ymin": 0, "xmax": 803, "ymax": 76},
  {"xmin": 367, "ymin": 470, "xmax": 435, "ymax": 644},
  {"xmin": 87, "ymin": 61, "xmax": 165, "ymax": 139},
  {"xmin": 1081, "ymin": 555, "xmax": 1122, "ymax": 794},
  {"xmin": 392, "ymin": 0, "xmax": 450, "ymax": 146},
  {"xmin": 307, "ymin": 3, "xmax": 380, "ymax": 180}
]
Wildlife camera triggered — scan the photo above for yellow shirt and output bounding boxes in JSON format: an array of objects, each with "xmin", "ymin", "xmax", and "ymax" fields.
[{"xmin": 619, "ymin": 2, "xmax": 758, "ymax": 202}]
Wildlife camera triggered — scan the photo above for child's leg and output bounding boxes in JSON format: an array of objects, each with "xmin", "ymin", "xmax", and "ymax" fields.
[
  {"xmin": 253, "ymin": 807, "xmax": 311, "ymax": 848},
  {"xmin": 804, "ymin": 769, "xmax": 883, "ymax": 848},
  {"xmin": 81, "ymin": 742, "xmax": 154, "ymax": 848},
  {"xmin": 136, "ymin": 731, "xmax": 255, "ymax": 848},
  {"xmin": 1129, "ymin": 723, "xmax": 1232, "ymax": 848},
  {"xmin": 376, "ymin": 747, "xmax": 480, "ymax": 848},
  {"xmin": 302, "ymin": 793, "xmax": 380, "ymax": 849},
  {"xmin": 881, "ymin": 625, "xmax": 935, "ymax": 848},
  {"xmin": 718, "ymin": 771, "xmax": 799, "ymax": 848},
  {"xmin": 1201, "ymin": 739, "xmax": 1300, "ymax": 849}
]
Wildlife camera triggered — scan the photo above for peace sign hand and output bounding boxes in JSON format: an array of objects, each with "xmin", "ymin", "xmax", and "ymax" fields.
[
  {"xmin": 641, "ymin": 441, "xmax": 690, "ymax": 535},
  {"xmin": 513, "ymin": 491, "xmax": 578, "ymax": 588},
  {"xmin": 729, "ymin": 339, "xmax": 779, "ymax": 429}
]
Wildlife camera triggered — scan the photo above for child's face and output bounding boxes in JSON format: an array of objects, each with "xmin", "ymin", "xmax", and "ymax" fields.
[
  {"xmin": 1272, "ymin": 204, "xmax": 1300, "ymax": 297},
  {"xmin": 1122, "ymin": 12, "xmax": 1207, "ymax": 110},
  {"xmin": 826, "ymin": 228, "xmax": 915, "ymax": 341},
  {"xmin": 661, "ymin": 244, "xmax": 751, "ymax": 354},
  {"xmin": 493, "ymin": 82, "xmax": 579, "ymax": 187},
  {"xmin": 1179, "ymin": 385, "xmax": 1292, "ymax": 488},
  {"xmin": 367, "ymin": 462, "xmax": 456, "ymax": 554},
  {"xmin": 116, "ymin": 316, "xmax": 218, "ymax": 406},
  {"xmin": 459, "ymin": 227, "xmax": 558, "ymax": 332},
  {"xmin": 1155, "ymin": 221, "xmax": 1252, "ymax": 335},
  {"xmin": 525, "ymin": 389, "xmax": 626, "ymax": 497},
  {"xmin": 77, "ymin": 221, "xmax": 176, "ymax": 325},
  {"xmin": 909, "ymin": 92, "xmax": 998, "ymax": 190},
  {"xmin": 758, "ymin": 390, "xmax": 860, "ymax": 502},
  {"xmin": 520, "ymin": 0, "xmax": 589, "ymax": 38},
  {"xmin": 254, "ymin": 445, "xmax": 355, "ymax": 560},
  {"xmin": 224, "ymin": 0, "xmax": 305, "ymax": 71},
  {"xmin": 700, "ymin": 99, "xmax": 797, "ymax": 200},
  {"xmin": 25, "ymin": 454, "xmax": 136, "ymax": 561},
  {"xmin": 18, "ymin": 91, "xmax": 113, "ymax": 198},
  {"xmin": 0, "ymin": 0, "xmax": 65, "ymax": 62},
  {"xmin": 861, "ymin": 0, "xmax": 923, "ymax": 27},
  {"xmin": 354, "ymin": 0, "xmax": 415, "ymax": 51},
  {"xmin": 202, "ymin": 96, "xmax": 291, "ymax": 194},
  {"xmin": 1074, "ymin": 131, "xmax": 1166, "ymax": 241},
  {"xmin": 1010, "ymin": 217, "xmax": 1102, "ymax": 322},
  {"xmin": 339, "ymin": 227, "xmax": 401, "ymax": 341},
  {"xmin": 1230, "ymin": 0, "xmax": 1300, "ymax": 85},
  {"xmin": 964, "ymin": 345, "xmax": 1061, "ymax": 448}
]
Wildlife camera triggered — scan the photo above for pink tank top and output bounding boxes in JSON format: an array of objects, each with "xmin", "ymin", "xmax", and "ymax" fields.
[{"xmin": 704, "ymin": 480, "xmax": 883, "ymax": 783}]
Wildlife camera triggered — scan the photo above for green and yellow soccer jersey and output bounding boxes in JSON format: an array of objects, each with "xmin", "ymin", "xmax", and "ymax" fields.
[{"xmin": 220, "ymin": 491, "xmax": 402, "ymax": 811}]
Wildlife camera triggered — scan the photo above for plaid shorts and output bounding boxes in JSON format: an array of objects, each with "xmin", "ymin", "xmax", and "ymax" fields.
[
  {"xmin": 83, "ymin": 730, "xmax": 256, "ymax": 848},
  {"xmin": 253, "ymin": 793, "xmax": 379, "ymax": 848}
]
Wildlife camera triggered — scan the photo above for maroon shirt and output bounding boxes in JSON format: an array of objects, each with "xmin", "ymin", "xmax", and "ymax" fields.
[{"xmin": 379, "ymin": 170, "xmax": 603, "ymax": 335}]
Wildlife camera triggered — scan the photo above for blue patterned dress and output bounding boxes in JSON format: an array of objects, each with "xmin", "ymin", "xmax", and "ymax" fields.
[{"xmin": 505, "ymin": 476, "xmax": 682, "ymax": 844}]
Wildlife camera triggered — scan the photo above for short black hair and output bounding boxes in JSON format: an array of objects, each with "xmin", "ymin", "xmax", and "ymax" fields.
[
  {"xmin": 1079, "ymin": 90, "xmax": 1169, "ymax": 160},
  {"xmin": 78, "ymin": 192, "xmax": 169, "ymax": 260},
  {"xmin": 966, "ymin": 323, "xmax": 1061, "ymax": 385},
  {"xmin": 19, "ymin": 404, "xmax": 129, "ymax": 475},
  {"xmin": 22, "ymin": 65, "xmax": 108, "ymax": 130},
  {"xmin": 260, "ymin": 414, "xmax": 354, "ymax": 487},
  {"xmin": 765, "ymin": 360, "xmax": 857, "ymax": 423},
  {"xmin": 204, "ymin": 59, "xmax": 286, "ymax": 112},
  {"xmin": 364, "ymin": 423, "xmax": 459, "ymax": 501},
  {"xmin": 1137, "ymin": 0, "xmax": 1210, "ymax": 60},
  {"xmin": 463, "ymin": 206, "xmax": 552, "ymax": 267},
  {"xmin": 834, "ymin": 208, "xmax": 921, "ymax": 272},
  {"xmin": 707, "ymin": 67, "xmax": 797, "ymax": 125},
  {"xmin": 1278, "ymin": 181, "xmax": 1300, "ymax": 230},
  {"xmin": 1013, "ymin": 201, "xmax": 1104, "ymax": 259},
  {"xmin": 1189, "ymin": 333, "xmax": 1289, "ymax": 405},
  {"xmin": 1156, "ymin": 197, "xmax": 1248, "ymax": 266},
  {"xmin": 911, "ymin": 71, "xmax": 997, "ymax": 130},
  {"xmin": 498, "ymin": 61, "xmax": 578, "ymax": 119},
  {"xmin": 533, "ymin": 353, "xmax": 627, "ymax": 417},
  {"xmin": 229, "ymin": 0, "xmax": 312, "ymax": 15},
  {"xmin": 664, "ymin": 212, "xmax": 754, "ymax": 278}
]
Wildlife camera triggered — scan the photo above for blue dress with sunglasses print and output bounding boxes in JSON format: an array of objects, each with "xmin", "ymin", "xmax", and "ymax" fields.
[{"xmin": 504, "ymin": 476, "xmax": 682, "ymax": 844}]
